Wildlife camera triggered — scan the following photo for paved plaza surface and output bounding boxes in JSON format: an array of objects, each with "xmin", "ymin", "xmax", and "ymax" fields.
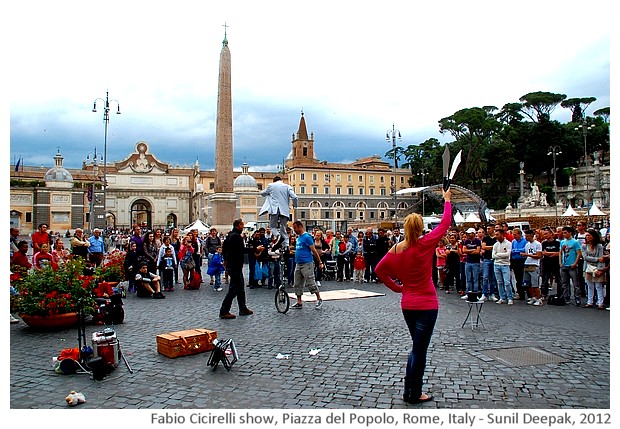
[{"xmin": 10, "ymin": 264, "xmax": 610, "ymax": 410}]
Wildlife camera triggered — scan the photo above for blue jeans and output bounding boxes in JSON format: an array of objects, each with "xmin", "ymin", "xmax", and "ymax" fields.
[
  {"xmin": 482, "ymin": 259, "xmax": 497, "ymax": 296},
  {"xmin": 402, "ymin": 309, "xmax": 438, "ymax": 400},
  {"xmin": 465, "ymin": 262, "xmax": 480, "ymax": 293},
  {"xmin": 494, "ymin": 264, "xmax": 513, "ymax": 301}
]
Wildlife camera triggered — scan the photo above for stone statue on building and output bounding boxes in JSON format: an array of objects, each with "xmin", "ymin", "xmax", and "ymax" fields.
[
  {"xmin": 530, "ymin": 182, "xmax": 540, "ymax": 203},
  {"xmin": 539, "ymin": 192, "xmax": 548, "ymax": 207}
]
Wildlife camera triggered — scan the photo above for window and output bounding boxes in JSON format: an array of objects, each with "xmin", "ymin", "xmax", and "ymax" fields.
[
  {"xmin": 324, "ymin": 187, "xmax": 330, "ymax": 194},
  {"xmin": 359, "ymin": 188, "xmax": 364, "ymax": 195},
  {"xmin": 335, "ymin": 186, "xmax": 341, "ymax": 195},
  {"xmin": 300, "ymin": 173, "xmax": 305, "ymax": 180},
  {"xmin": 370, "ymin": 212, "xmax": 375, "ymax": 219},
  {"xmin": 312, "ymin": 186, "xmax": 318, "ymax": 194},
  {"xmin": 336, "ymin": 174, "xmax": 341, "ymax": 182},
  {"xmin": 303, "ymin": 148, "xmax": 308, "ymax": 156},
  {"xmin": 359, "ymin": 212, "xmax": 364, "ymax": 220},
  {"xmin": 347, "ymin": 174, "xmax": 352, "ymax": 182},
  {"xmin": 369, "ymin": 176, "xmax": 374, "ymax": 183},
  {"xmin": 358, "ymin": 175, "xmax": 363, "ymax": 182},
  {"xmin": 348, "ymin": 211, "xmax": 353, "ymax": 219},
  {"xmin": 348, "ymin": 187, "xmax": 353, "ymax": 195},
  {"xmin": 336, "ymin": 212, "xmax": 341, "ymax": 219},
  {"xmin": 380, "ymin": 188, "xmax": 386, "ymax": 196},
  {"xmin": 370, "ymin": 188, "xmax": 375, "ymax": 195},
  {"xmin": 291, "ymin": 174, "xmax": 295, "ymax": 181},
  {"xmin": 325, "ymin": 211, "xmax": 330, "ymax": 219},
  {"xmin": 312, "ymin": 173, "xmax": 317, "ymax": 181},
  {"xmin": 26, "ymin": 212, "xmax": 32, "ymax": 222},
  {"xmin": 325, "ymin": 173, "xmax": 330, "ymax": 182},
  {"xmin": 380, "ymin": 176, "xmax": 385, "ymax": 183},
  {"xmin": 300, "ymin": 211, "xmax": 306, "ymax": 219},
  {"xmin": 401, "ymin": 176, "xmax": 405, "ymax": 184},
  {"xmin": 209, "ymin": 182, "xmax": 215, "ymax": 190},
  {"xmin": 300, "ymin": 186, "xmax": 306, "ymax": 194}
]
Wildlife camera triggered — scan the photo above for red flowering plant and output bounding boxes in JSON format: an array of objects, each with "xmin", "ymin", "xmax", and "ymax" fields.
[
  {"xmin": 94, "ymin": 248, "xmax": 126, "ymax": 283},
  {"xmin": 13, "ymin": 258, "xmax": 96, "ymax": 317}
]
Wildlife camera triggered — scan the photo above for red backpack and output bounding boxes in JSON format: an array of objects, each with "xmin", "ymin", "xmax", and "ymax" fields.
[
  {"xmin": 188, "ymin": 271, "xmax": 201, "ymax": 290},
  {"xmin": 339, "ymin": 241, "xmax": 346, "ymax": 253}
]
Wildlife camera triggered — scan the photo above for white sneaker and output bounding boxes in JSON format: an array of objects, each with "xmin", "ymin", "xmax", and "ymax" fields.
[
  {"xmin": 316, "ymin": 281, "xmax": 321, "ymax": 287},
  {"xmin": 496, "ymin": 299, "xmax": 506, "ymax": 304},
  {"xmin": 315, "ymin": 299, "xmax": 323, "ymax": 309},
  {"xmin": 10, "ymin": 314, "xmax": 19, "ymax": 324},
  {"xmin": 514, "ymin": 293, "xmax": 520, "ymax": 300},
  {"xmin": 533, "ymin": 298, "xmax": 543, "ymax": 306},
  {"xmin": 507, "ymin": 299, "xmax": 514, "ymax": 305},
  {"xmin": 527, "ymin": 298, "xmax": 534, "ymax": 305},
  {"xmin": 461, "ymin": 294, "xmax": 469, "ymax": 300},
  {"xmin": 490, "ymin": 294, "xmax": 499, "ymax": 302},
  {"xmin": 478, "ymin": 295, "xmax": 488, "ymax": 302}
]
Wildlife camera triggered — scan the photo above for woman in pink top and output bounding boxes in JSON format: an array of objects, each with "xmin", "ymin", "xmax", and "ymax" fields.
[{"xmin": 375, "ymin": 189, "xmax": 452, "ymax": 405}]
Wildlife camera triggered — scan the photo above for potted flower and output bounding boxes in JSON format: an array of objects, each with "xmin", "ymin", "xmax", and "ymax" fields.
[
  {"xmin": 13, "ymin": 258, "xmax": 96, "ymax": 329},
  {"xmin": 94, "ymin": 249, "xmax": 126, "ymax": 284}
]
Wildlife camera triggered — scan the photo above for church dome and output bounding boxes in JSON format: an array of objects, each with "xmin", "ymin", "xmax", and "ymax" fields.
[
  {"xmin": 44, "ymin": 150, "xmax": 73, "ymax": 188},
  {"xmin": 233, "ymin": 163, "xmax": 258, "ymax": 191}
]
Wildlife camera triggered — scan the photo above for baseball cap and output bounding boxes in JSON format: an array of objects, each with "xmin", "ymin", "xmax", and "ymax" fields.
[{"xmin": 466, "ymin": 227, "xmax": 476, "ymax": 234}]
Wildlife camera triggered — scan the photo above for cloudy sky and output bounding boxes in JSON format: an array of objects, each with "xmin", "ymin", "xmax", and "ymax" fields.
[{"xmin": 4, "ymin": 0, "xmax": 611, "ymax": 173}]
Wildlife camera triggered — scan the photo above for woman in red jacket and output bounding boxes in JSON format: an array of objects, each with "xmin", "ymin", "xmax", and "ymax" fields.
[{"xmin": 375, "ymin": 189, "xmax": 452, "ymax": 405}]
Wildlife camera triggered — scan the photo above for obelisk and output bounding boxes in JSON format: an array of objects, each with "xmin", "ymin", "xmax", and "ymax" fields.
[{"xmin": 209, "ymin": 26, "xmax": 238, "ymax": 230}]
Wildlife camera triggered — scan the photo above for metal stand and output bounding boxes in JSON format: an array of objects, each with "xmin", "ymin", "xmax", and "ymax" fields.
[
  {"xmin": 207, "ymin": 338, "xmax": 238, "ymax": 371},
  {"xmin": 461, "ymin": 301, "xmax": 485, "ymax": 331}
]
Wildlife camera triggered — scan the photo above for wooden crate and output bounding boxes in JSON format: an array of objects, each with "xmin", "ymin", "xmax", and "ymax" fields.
[{"xmin": 156, "ymin": 328, "xmax": 217, "ymax": 358}]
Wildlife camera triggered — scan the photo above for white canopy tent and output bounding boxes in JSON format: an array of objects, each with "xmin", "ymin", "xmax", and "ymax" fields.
[
  {"xmin": 464, "ymin": 212, "xmax": 481, "ymax": 223},
  {"xmin": 395, "ymin": 186, "xmax": 428, "ymax": 195},
  {"xmin": 588, "ymin": 202, "xmax": 606, "ymax": 216},
  {"xmin": 453, "ymin": 212, "xmax": 465, "ymax": 224},
  {"xmin": 561, "ymin": 205, "xmax": 579, "ymax": 217},
  {"xmin": 181, "ymin": 219, "xmax": 210, "ymax": 234}
]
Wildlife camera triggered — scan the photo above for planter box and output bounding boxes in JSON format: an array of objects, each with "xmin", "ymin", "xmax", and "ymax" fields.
[{"xmin": 156, "ymin": 328, "xmax": 217, "ymax": 358}]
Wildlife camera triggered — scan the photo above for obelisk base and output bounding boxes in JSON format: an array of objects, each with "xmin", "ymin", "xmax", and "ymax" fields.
[{"xmin": 208, "ymin": 193, "xmax": 238, "ymax": 232}]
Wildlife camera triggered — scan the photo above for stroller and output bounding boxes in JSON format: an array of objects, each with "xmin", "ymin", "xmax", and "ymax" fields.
[{"xmin": 322, "ymin": 259, "xmax": 338, "ymax": 281}]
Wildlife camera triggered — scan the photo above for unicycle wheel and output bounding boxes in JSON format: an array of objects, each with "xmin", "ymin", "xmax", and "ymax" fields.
[{"xmin": 275, "ymin": 287, "xmax": 290, "ymax": 313}]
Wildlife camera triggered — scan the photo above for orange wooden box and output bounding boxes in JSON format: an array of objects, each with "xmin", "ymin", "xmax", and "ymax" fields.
[{"xmin": 156, "ymin": 328, "xmax": 217, "ymax": 358}]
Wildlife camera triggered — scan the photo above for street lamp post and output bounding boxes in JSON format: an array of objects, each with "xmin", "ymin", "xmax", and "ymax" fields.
[
  {"xmin": 417, "ymin": 169, "xmax": 428, "ymax": 217},
  {"xmin": 85, "ymin": 148, "xmax": 103, "ymax": 232},
  {"xmin": 92, "ymin": 91, "xmax": 121, "ymax": 231},
  {"xmin": 386, "ymin": 124, "xmax": 401, "ymax": 227},
  {"xmin": 547, "ymin": 145, "xmax": 562, "ymax": 218},
  {"xmin": 575, "ymin": 118, "xmax": 595, "ymax": 209}
]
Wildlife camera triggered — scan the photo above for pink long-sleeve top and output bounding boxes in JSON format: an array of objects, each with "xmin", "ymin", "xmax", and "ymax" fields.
[{"xmin": 375, "ymin": 201, "xmax": 452, "ymax": 310}]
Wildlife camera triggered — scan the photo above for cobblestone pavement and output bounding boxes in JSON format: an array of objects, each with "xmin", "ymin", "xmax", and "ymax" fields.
[{"xmin": 10, "ymin": 264, "xmax": 610, "ymax": 410}]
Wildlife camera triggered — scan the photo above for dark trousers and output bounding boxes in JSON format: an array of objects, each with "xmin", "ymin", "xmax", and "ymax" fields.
[
  {"xmin": 402, "ymin": 309, "xmax": 438, "ymax": 400},
  {"xmin": 220, "ymin": 271, "xmax": 248, "ymax": 315},
  {"xmin": 248, "ymin": 254, "xmax": 257, "ymax": 287},
  {"xmin": 541, "ymin": 265, "xmax": 561, "ymax": 297},
  {"xmin": 511, "ymin": 258, "xmax": 526, "ymax": 298},
  {"xmin": 337, "ymin": 255, "xmax": 350, "ymax": 280},
  {"xmin": 364, "ymin": 253, "xmax": 377, "ymax": 281},
  {"xmin": 444, "ymin": 261, "xmax": 461, "ymax": 292},
  {"xmin": 161, "ymin": 269, "xmax": 174, "ymax": 290}
]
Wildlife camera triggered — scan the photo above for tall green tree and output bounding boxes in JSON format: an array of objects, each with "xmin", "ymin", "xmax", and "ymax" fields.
[{"xmin": 519, "ymin": 91, "xmax": 566, "ymax": 122}]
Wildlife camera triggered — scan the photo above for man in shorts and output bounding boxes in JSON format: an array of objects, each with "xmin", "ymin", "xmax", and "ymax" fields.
[{"xmin": 291, "ymin": 221, "xmax": 324, "ymax": 309}]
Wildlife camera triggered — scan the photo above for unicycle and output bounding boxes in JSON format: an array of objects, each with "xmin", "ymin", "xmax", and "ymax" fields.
[{"xmin": 275, "ymin": 283, "xmax": 290, "ymax": 313}]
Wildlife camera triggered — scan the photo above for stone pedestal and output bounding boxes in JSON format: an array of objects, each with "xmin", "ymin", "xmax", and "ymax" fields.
[{"xmin": 208, "ymin": 193, "xmax": 238, "ymax": 232}]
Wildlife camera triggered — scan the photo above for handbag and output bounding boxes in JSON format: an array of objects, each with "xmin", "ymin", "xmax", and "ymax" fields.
[
  {"xmin": 262, "ymin": 262, "xmax": 270, "ymax": 279},
  {"xmin": 183, "ymin": 257, "xmax": 196, "ymax": 271},
  {"xmin": 254, "ymin": 261, "xmax": 263, "ymax": 281},
  {"xmin": 585, "ymin": 263, "xmax": 598, "ymax": 274}
]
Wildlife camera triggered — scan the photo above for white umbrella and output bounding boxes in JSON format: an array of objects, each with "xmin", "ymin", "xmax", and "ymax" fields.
[
  {"xmin": 561, "ymin": 205, "xmax": 579, "ymax": 217},
  {"xmin": 453, "ymin": 212, "xmax": 465, "ymax": 224}
]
